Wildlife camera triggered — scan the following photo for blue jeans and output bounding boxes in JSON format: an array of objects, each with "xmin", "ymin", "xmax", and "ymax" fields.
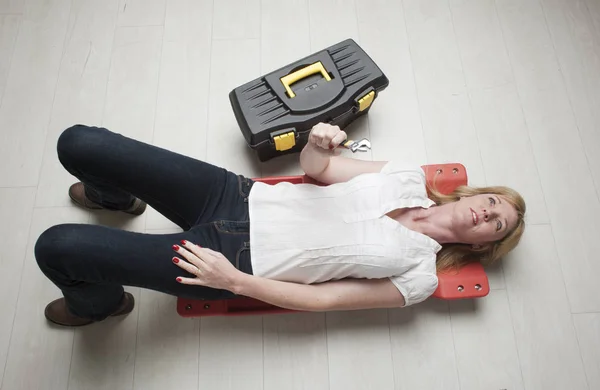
[{"xmin": 34, "ymin": 125, "xmax": 254, "ymax": 321}]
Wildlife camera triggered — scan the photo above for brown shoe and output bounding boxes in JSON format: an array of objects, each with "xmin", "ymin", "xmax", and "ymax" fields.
[
  {"xmin": 44, "ymin": 292, "xmax": 135, "ymax": 327},
  {"xmin": 68, "ymin": 182, "xmax": 146, "ymax": 216}
]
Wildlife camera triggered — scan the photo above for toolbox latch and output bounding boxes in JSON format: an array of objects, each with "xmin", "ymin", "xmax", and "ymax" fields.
[
  {"xmin": 271, "ymin": 129, "xmax": 297, "ymax": 151},
  {"xmin": 357, "ymin": 91, "xmax": 375, "ymax": 112}
]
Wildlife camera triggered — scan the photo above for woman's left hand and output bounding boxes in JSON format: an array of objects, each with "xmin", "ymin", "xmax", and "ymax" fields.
[{"xmin": 172, "ymin": 240, "xmax": 241, "ymax": 291}]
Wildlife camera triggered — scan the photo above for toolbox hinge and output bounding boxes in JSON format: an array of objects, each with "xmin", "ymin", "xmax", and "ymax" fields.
[
  {"xmin": 272, "ymin": 130, "xmax": 296, "ymax": 151},
  {"xmin": 357, "ymin": 91, "xmax": 375, "ymax": 112}
]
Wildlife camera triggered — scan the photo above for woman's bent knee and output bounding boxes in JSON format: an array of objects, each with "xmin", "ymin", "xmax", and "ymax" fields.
[
  {"xmin": 56, "ymin": 124, "xmax": 108, "ymax": 166},
  {"xmin": 34, "ymin": 224, "xmax": 80, "ymax": 270}
]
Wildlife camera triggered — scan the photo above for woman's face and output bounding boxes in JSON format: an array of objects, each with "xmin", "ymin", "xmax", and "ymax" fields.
[{"xmin": 451, "ymin": 193, "xmax": 519, "ymax": 245}]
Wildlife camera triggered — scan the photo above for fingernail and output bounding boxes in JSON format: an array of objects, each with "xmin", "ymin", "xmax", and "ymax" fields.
[
  {"xmin": 329, "ymin": 144, "xmax": 334, "ymax": 150},
  {"xmin": 176, "ymin": 277, "xmax": 182, "ymax": 282},
  {"xmin": 180, "ymin": 240, "xmax": 187, "ymax": 246},
  {"xmin": 172, "ymin": 257, "xmax": 179, "ymax": 264},
  {"xmin": 172, "ymin": 244, "xmax": 180, "ymax": 251}
]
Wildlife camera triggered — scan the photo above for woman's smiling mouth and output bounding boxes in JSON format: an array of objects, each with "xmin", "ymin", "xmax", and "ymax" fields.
[{"xmin": 470, "ymin": 208, "xmax": 478, "ymax": 225}]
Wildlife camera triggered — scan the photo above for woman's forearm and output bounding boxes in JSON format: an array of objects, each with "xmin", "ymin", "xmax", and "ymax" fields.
[
  {"xmin": 231, "ymin": 272, "xmax": 406, "ymax": 312},
  {"xmin": 232, "ymin": 272, "xmax": 331, "ymax": 311},
  {"xmin": 299, "ymin": 143, "xmax": 332, "ymax": 179}
]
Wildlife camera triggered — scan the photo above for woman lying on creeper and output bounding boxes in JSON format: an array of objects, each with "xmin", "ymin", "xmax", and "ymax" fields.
[{"xmin": 34, "ymin": 122, "xmax": 526, "ymax": 327}]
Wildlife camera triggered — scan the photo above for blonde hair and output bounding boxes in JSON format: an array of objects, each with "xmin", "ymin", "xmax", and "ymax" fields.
[{"xmin": 427, "ymin": 183, "xmax": 526, "ymax": 273}]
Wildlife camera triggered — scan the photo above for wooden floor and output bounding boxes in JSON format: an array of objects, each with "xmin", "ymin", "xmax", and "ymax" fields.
[{"xmin": 1, "ymin": 0, "xmax": 599, "ymax": 389}]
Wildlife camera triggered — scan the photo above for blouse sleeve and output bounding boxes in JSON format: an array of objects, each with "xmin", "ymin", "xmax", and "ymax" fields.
[
  {"xmin": 388, "ymin": 271, "xmax": 439, "ymax": 307},
  {"xmin": 380, "ymin": 160, "xmax": 426, "ymax": 177}
]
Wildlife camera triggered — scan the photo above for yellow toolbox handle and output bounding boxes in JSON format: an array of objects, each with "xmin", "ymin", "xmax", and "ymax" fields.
[{"xmin": 280, "ymin": 61, "xmax": 331, "ymax": 98}]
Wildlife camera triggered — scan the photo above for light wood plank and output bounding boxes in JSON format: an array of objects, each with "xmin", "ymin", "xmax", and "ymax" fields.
[
  {"xmin": 146, "ymin": 0, "xmax": 213, "ymax": 231},
  {"xmin": 35, "ymin": 0, "xmax": 119, "ymax": 208},
  {"xmin": 497, "ymin": 0, "xmax": 600, "ymax": 313},
  {"xmin": 0, "ymin": 15, "xmax": 19, "ymax": 107},
  {"xmin": 0, "ymin": 0, "xmax": 71, "ymax": 187},
  {"xmin": 586, "ymin": 0, "xmax": 600, "ymax": 37},
  {"xmin": 449, "ymin": 0, "xmax": 513, "ymax": 89},
  {"xmin": 449, "ymin": 290, "xmax": 524, "ymax": 390},
  {"xmin": 573, "ymin": 313, "xmax": 600, "ymax": 390},
  {"xmin": 133, "ymin": 228, "xmax": 198, "ymax": 390},
  {"xmin": 540, "ymin": 0, "xmax": 600, "ymax": 206},
  {"xmin": 403, "ymin": 0, "xmax": 486, "ymax": 186},
  {"xmin": 389, "ymin": 300, "xmax": 460, "ymax": 390},
  {"xmin": 102, "ymin": 25, "xmax": 163, "ymax": 143},
  {"xmin": 206, "ymin": 39, "xmax": 262, "ymax": 177},
  {"xmin": 0, "ymin": 188, "xmax": 35, "ymax": 387},
  {"xmin": 68, "ymin": 314, "xmax": 138, "ymax": 390},
  {"xmin": 503, "ymin": 224, "xmax": 588, "ymax": 390},
  {"xmin": 199, "ymin": 316, "xmax": 264, "ymax": 389},
  {"xmin": 259, "ymin": 0, "xmax": 309, "ymax": 177},
  {"xmin": 260, "ymin": 0, "xmax": 310, "ymax": 74},
  {"xmin": 212, "ymin": 0, "xmax": 260, "ymax": 40},
  {"xmin": 308, "ymin": 0, "xmax": 359, "ymax": 50},
  {"xmin": 0, "ymin": 0, "xmax": 24, "ymax": 14},
  {"xmin": 355, "ymin": 0, "xmax": 427, "ymax": 165},
  {"xmin": 402, "ymin": 0, "xmax": 466, "ymax": 94},
  {"xmin": 134, "ymin": 291, "xmax": 199, "ymax": 390},
  {"xmin": 153, "ymin": 0, "xmax": 212, "ymax": 161},
  {"xmin": 263, "ymin": 313, "xmax": 328, "ymax": 390},
  {"xmin": 326, "ymin": 310, "xmax": 394, "ymax": 390},
  {"xmin": 468, "ymin": 84, "xmax": 549, "ymax": 225},
  {"xmin": 2, "ymin": 207, "xmax": 89, "ymax": 390},
  {"xmin": 117, "ymin": 0, "xmax": 166, "ymax": 27}
]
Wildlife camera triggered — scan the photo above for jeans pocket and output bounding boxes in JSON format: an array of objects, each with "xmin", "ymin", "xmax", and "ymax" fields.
[{"xmin": 213, "ymin": 220, "xmax": 250, "ymax": 234}]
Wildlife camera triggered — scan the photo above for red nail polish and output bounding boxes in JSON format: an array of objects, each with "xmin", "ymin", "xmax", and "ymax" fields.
[
  {"xmin": 329, "ymin": 144, "xmax": 334, "ymax": 149},
  {"xmin": 172, "ymin": 244, "xmax": 179, "ymax": 251},
  {"xmin": 172, "ymin": 257, "xmax": 179, "ymax": 264},
  {"xmin": 180, "ymin": 240, "xmax": 187, "ymax": 245},
  {"xmin": 176, "ymin": 277, "xmax": 182, "ymax": 282}
]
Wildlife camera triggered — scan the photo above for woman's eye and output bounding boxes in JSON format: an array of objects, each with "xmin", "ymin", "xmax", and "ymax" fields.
[
  {"xmin": 496, "ymin": 220, "xmax": 502, "ymax": 231},
  {"xmin": 489, "ymin": 197, "xmax": 496, "ymax": 206}
]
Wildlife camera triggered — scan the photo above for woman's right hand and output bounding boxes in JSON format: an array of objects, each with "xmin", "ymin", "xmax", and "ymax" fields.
[
  {"xmin": 301, "ymin": 121, "xmax": 386, "ymax": 184},
  {"xmin": 308, "ymin": 122, "xmax": 347, "ymax": 152}
]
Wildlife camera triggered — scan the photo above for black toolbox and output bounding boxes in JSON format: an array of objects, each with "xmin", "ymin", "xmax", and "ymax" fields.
[{"xmin": 229, "ymin": 39, "xmax": 389, "ymax": 162}]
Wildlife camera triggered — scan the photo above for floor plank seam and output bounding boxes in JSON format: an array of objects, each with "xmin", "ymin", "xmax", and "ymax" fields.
[{"xmin": 538, "ymin": 0, "xmax": 600, "ymax": 206}]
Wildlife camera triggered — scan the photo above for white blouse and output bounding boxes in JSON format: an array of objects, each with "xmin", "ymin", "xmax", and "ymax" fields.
[{"xmin": 247, "ymin": 160, "xmax": 442, "ymax": 307}]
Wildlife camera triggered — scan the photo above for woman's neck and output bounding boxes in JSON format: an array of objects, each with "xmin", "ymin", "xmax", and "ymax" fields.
[{"xmin": 403, "ymin": 204, "xmax": 458, "ymax": 244}]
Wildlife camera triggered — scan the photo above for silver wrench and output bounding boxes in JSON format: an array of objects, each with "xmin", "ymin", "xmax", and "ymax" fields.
[{"xmin": 342, "ymin": 138, "xmax": 371, "ymax": 152}]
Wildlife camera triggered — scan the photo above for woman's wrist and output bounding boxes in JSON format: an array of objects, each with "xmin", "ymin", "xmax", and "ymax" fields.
[
  {"xmin": 300, "ymin": 143, "xmax": 331, "ymax": 177},
  {"xmin": 230, "ymin": 271, "xmax": 251, "ymax": 295}
]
